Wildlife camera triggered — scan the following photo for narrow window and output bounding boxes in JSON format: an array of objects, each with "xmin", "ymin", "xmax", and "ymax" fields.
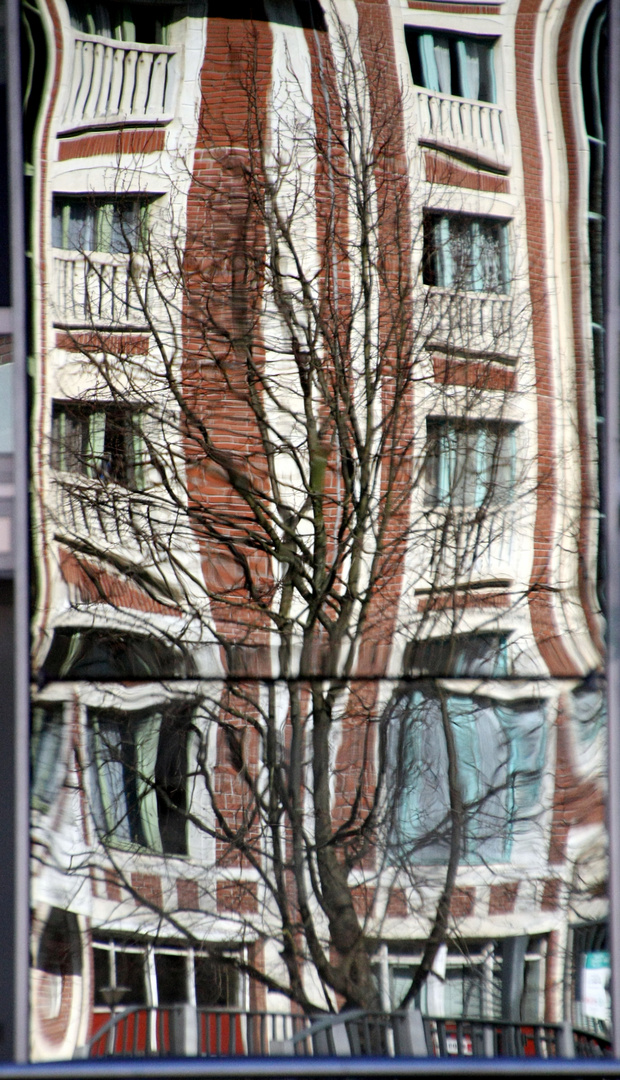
[
  {"xmin": 406, "ymin": 28, "xmax": 497, "ymax": 103},
  {"xmin": 31, "ymin": 704, "xmax": 64, "ymax": 810},
  {"xmin": 423, "ymin": 213, "xmax": 509, "ymax": 293}
]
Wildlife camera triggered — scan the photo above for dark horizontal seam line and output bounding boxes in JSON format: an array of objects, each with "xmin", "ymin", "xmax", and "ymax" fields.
[{"xmin": 33, "ymin": 673, "xmax": 603, "ymax": 685}]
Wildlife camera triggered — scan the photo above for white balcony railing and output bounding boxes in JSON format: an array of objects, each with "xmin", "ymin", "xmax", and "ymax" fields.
[
  {"xmin": 60, "ymin": 33, "xmax": 177, "ymax": 133},
  {"xmin": 416, "ymin": 90, "xmax": 508, "ymax": 172},
  {"xmin": 52, "ymin": 250, "xmax": 151, "ymax": 328},
  {"xmin": 423, "ymin": 290, "xmax": 521, "ymax": 355}
]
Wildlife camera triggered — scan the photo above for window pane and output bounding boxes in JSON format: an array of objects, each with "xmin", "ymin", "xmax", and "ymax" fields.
[
  {"xmin": 155, "ymin": 953, "xmax": 187, "ymax": 1005},
  {"xmin": 195, "ymin": 957, "xmax": 239, "ymax": 1007},
  {"xmin": 66, "ymin": 201, "xmax": 95, "ymax": 252},
  {"xmin": 155, "ymin": 716, "xmax": 188, "ymax": 856},
  {"xmin": 93, "ymin": 947, "xmax": 112, "ymax": 1006},
  {"xmin": 115, "ymin": 950, "xmax": 147, "ymax": 1005},
  {"xmin": 31, "ymin": 706, "xmax": 63, "ymax": 808}
]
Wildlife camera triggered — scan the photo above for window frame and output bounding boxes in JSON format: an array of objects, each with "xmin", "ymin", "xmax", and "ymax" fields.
[
  {"xmin": 52, "ymin": 196, "xmax": 148, "ymax": 255},
  {"xmin": 405, "ymin": 27, "xmax": 498, "ymax": 103},
  {"xmin": 423, "ymin": 212, "xmax": 511, "ymax": 295},
  {"xmin": 51, "ymin": 400, "xmax": 147, "ymax": 490},
  {"xmin": 88, "ymin": 705, "xmax": 192, "ymax": 857},
  {"xmin": 424, "ymin": 416, "xmax": 517, "ymax": 509}
]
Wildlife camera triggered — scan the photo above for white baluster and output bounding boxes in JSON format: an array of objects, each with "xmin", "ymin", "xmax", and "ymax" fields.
[
  {"xmin": 479, "ymin": 106, "xmax": 492, "ymax": 149},
  {"xmin": 65, "ymin": 39, "xmax": 86, "ymax": 125},
  {"xmin": 149, "ymin": 52, "xmax": 168, "ymax": 116},
  {"xmin": 463, "ymin": 101, "xmax": 474, "ymax": 142},
  {"xmin": 107, "ymin": 48, "xmax": 124, "ymax": 116},
  {"xmin": 83, "ymin": 40, "xmax": 104, "ymax": 119},
  {"xmin": 73, "ymin": 39, "xmax": 94, "ymax": 122},
  {"xmin": 490, "ymin": 108, "xmax": 504, "ymax": 153},
  {"xmin": 428, "ymin": 93, "xmax": 439, "ymax": 136},
  {"xmin": 450, "ymin": 97, "xmax": 460, "ymax": 141},
  {"xmin": 440, "ymin": 95, "xmax": 451, "ymax": 140},
  {"xmin": 132, "ymin": 50, "xmax": 153, "ymax": 116},
  {"xmin": 118, "ymin": 50, "xmax": 138, "ymax": 116},
  {"xmin": 94, "ymin": 44, "xmax": 113, "ymax": 118}
]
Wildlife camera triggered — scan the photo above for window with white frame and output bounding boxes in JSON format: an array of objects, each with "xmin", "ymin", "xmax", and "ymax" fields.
[
  {"xmin": 423, "ymin": 213, "xmax": 510, "ymax": 294},
  {"xmin": 31, "ymin": 703, "xmax": 65, "ymax": 812},
  {"xmin": 52, "ymin": 196, "xmax": 147, "ymax": 255},
  {"xmin": 51, "ymin": 401, "xmax": 146, "ymax": 489},
  {"xmin": 92, "ymin": 938, "xmax": 241, "ymax": 1009},
  {"xmin": 380, "ymin": 938, "xmax": 545, "ymax": 1021},
  {"xmin": 406, "ymin": 28, "xmax": 497, "ymax": 103},
  {"xmin": 89, "ymin": 707, "xmax": 191, "ymax": 855},
  {"xmin": 67, "ymin": 0, "xmax": 172, "ymax": 43},
  {"xmin": 425, "ymin": 418, "xmax": 516, "ymax": 508},
  {"xmin": 392, "ymin": 689, "xmax": 547, "ymax": 864}
]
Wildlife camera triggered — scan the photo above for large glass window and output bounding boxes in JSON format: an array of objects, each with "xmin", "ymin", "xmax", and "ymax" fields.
[
  {"xmin": 67, "ymin": 1, "xmax": 171, "ymax": 44},
  {"xmin": 425, "ymin": 418, "xmax": 516, "ymax": 508},
  {"xmin": 51, "ymin": 401, "xmax": 146, "ymax": 489},
  {"xmin": 89, "ymin": 708, "xmax": 191, "ymax": 855},
  {"xmin": 406, "ymin": 29, "xmax": 497, "ymax": 103},
  {"xmin": 423, "ymin": 213, "xmax": 510, "ymax": 293},
  {"xmin": 52, "ymin": 197, "xmax": 147, "ymax": 255},
  {"xmin": 393, "ymin": 691, "xmax": 547, "ymax": 864}
]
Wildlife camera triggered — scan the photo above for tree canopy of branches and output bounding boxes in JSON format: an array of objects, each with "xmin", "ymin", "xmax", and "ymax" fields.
[{"xmin": 42, "ymin": 4, "xmax": 540, "ymax": 1014}]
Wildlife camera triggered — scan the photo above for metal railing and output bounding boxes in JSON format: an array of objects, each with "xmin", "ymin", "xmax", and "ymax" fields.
[
  {"xmin": 52, "ymin": 250, "xmax": 151, "ymax": 329},
  {"xmin": 79, "ymin": 1007, "xmax": 613, "ymax": 1060},
  {"xmin": 60, "ymin": 33, "xmax": 177, "ymax": 132},
  {"xmin": 416, "ymin": 89, "xmax": 508, "ymax": 171}
]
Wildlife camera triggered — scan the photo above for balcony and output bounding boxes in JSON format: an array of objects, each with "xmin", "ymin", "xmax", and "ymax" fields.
[
  {"xmin": 60, "ymin": 33, "xmax": 177, "ymax": 134},
  {"xmin": 52, "ymin": 250, "xmax": 151, "ymax": 329},
  {"xmin": 79, "ymin": 1006, "xmax": 610, "ymax": 1060},
  {"xmin": 416, "ymin": 89, "xmax": 508, "ymax": 173},
  {"xmin": 423, "ymin": 290, "xmax": 524, "ymax": 357}
]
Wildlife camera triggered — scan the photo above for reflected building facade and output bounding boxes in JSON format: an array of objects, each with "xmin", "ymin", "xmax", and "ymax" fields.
[{"xmin": 25, "ymin": 0, "xmax": 609, "ymax": 1060}]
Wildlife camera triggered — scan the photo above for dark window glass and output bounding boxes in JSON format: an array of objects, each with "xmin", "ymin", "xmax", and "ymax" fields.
[
  {"xmin": 155, "ymin": 953, "xmax": 187, "ymax": 1005},
  {"xmin": 423, "ymin": 213, "xmax": 509, "ymax": 293},
  {"xmin": 405, "ymin": 28, "xmax": 497, "ymax": 103},
  {"xmin": 115, "ymin": 950, "xmax": 147, "ymax": 1005},
  {"xmin": 155, "ymin": 717, "xmax": 189, "ymax": 856},
  {"xmin": 67, "ymin": 0, "xmax": 172, "ymax": 44},
  {"xmin": 51, "ymin": 401, "xmax": 145, "ymax": 489},
  {"xmin": 93, "ymin": 947, "xmax": 112, "ymax": 1006},
  {"xmin": 195, "ymin": 957, "xmax": 239, "ymax": 1007},
  {"xmin": 51, "ymin": 197, "xmax": 146, "ymax": 253},
  {"xmin": 405, "ymin": 634, "xmax": 508, "ymax": 678},
  {"xmin": 41, "ymin": 629, "xmax": 194, "ymax": 681}
]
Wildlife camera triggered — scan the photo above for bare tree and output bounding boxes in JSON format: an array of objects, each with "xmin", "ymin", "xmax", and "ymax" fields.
[{"xmin": 35, "ymin": 8, "xmax": 545, "ymax": 1018}]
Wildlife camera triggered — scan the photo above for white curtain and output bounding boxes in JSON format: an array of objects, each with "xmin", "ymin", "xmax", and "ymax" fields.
[{"xmin": 456, "ymin": 39, "xmax": 480, "ymax": 100}]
